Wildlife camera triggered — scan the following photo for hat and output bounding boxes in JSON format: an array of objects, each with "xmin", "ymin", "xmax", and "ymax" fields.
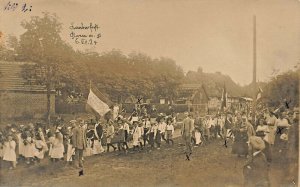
[
  {"xmin": 280, "ymin": 133, "xmax": 288, "ymax": 141},
  {"xmin": 249, "ymin": 136, "xmax": 265, "ymax": 151},
  {"xmin": 70, "ymin": 120, "xmax": 77, "ymax": 123}
]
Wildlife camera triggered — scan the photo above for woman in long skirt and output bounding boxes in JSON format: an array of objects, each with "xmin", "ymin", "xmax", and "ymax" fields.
[{"xmin": 231, "ymin": 115, "xmax": 249, "ymax": 157}]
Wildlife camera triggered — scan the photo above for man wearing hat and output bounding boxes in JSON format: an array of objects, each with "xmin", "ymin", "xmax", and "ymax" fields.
[
  {"xmin": 181, "ymin": 112, "xmax": 194, "ymax": 160},
  {"xmin": 243, "ymin": 136, "xmax": 270, "ymax": 187}
]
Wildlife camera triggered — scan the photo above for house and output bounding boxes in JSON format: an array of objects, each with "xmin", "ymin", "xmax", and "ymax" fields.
[
  {"xmin": 208, "ymin": 96, "xmax": 222, "ymax": 109},
  {"xmin": 177, "ymin": 84, "xmax": 208, "ymax": 113},
  {"xmin": 0, "ymin": 61, "xmax": 55, "ymax": 120}
]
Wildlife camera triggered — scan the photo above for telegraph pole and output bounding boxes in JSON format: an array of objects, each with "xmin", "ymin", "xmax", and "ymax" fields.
[{"xmin": 252, "ymin": 15, "xmax": 257, "ymax": 124}]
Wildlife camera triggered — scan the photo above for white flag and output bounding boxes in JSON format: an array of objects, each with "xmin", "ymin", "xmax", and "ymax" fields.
[
  {"xmin": 87, "ymin": 89, "xmax": 110, "ymax": 116},
  {"xmin": 256, "ymin": 87, "xmax": 263, "ymax": 101}
]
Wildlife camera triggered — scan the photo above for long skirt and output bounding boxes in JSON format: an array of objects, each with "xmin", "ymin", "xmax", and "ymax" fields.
[
  {"xmin": 34, "ymin": 140, "xmax": 48, "ymax": 159},
  {"xmin": 23, "ymin": 143, "xmax": 35, "ymax": 158},
  {"xmin": 267, "ymin": 126, "xmax": 276, "ymax": 145},
  {"xmin": 132, "ymin": 133, "xmax": 140, "ymax": 146},
  {"xmin": 66, "ymin": 144, "xmax": 75, "ymax": 161},
  {"xmin": 232, "ymin": 132, "xmax": 248, "ymax": 156},
  {"xmin": 51, "ymin": 143, "xmax": 64, "ymax": 159},
  {"xmin": 3, "ymin": 142, "xmax": 16, "ymax": 162},
  {"xmin": 84, "ymin": 139, "xmax": 93, "ymax": 157},
  {"xmin": 195, "ymin": 131, "xmax": 202, "ymax": 144},
  {"xmin": 92, "ymin": 140, "xmax": 104, "ymax": 154}
]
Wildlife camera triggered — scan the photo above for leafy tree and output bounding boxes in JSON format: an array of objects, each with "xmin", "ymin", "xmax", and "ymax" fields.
[{"xmin": 262, "ymin": 68, "xmax": 299, "ymax": 108}]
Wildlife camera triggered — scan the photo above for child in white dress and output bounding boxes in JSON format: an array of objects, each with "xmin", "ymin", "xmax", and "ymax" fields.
[
  {"xmin": 34, "ymin": 133, "xmax": 48, "ymax": 162},
  {"xmin": 132, "ymin": 122, "xmax": 142, "ymax": 151},
  {"xmin": 3, "ymin": 135, "xmax": 17, "ymax": 169},
  {"xmin": 23, "ymin": 131, "xmax": 34, "ymax": 165},
  {"xmin": 50, "ymin": 131, "xmax": 64, "ymax": 162},
  {"xmin": 194, "ymin": 128, "xmax": 202, "ymax": 147}
]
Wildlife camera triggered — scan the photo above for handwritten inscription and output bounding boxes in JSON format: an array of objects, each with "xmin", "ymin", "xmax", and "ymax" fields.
[
  {"xmin": 3, "ymin": 1, "xmax": 32, "ymax": 12},
  {"xmin": 69, "ymin": 23, "xmax": 101, "ymax": 45}
]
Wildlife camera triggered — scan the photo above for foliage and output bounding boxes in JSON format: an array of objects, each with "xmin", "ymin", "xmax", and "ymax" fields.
[
  {"xmin": 262, "ymin": 68, "xmax": 299, "ymax": 108},
  {"xmin": 0, "ymin": 13, "xmax": 298, "ymax": 108}
]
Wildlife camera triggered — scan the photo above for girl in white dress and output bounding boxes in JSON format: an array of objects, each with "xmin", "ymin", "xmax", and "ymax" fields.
[
  {"xmin": 23, "ymin": 131, "xmax": 34, "ymax": 165},
  {"xmin": 33, "ymin": 132, "xmax": 48, "ymax": 162},
  {"xmin": 50, "ymin": 131, "xmax": 64, "ymax": 162},
  {"xmin": 3, "ymin": 135, "xmax": 17, "ymax": 169},
  {"xmin": 194, "ymin": 128, "xmax": 202, "ymax": 146},
  {"xmin": 132, "ymin": 122, "xmax": 142, "ymax": 151}
]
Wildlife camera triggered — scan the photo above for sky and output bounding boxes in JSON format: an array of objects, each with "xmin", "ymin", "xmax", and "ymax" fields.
[{"xmin": 0, "ymin": 0, "xmax": 299, "ymax": 85}]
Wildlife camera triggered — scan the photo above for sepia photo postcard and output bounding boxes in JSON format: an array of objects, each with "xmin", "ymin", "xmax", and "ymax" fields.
[{"xmin": 0, "ymin": 0, "xmax": 299, "ymax": 186}]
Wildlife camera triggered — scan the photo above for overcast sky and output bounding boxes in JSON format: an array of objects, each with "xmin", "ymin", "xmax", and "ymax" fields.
[{"xmin": 0, "ymin": 0, "xmax": 299, "ymax": 85}]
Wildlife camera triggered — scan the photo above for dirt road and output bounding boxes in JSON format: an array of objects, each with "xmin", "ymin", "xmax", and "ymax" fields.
[{"xmin": 0, "ymin": 135, "xmax": 291, "ymax": 187}]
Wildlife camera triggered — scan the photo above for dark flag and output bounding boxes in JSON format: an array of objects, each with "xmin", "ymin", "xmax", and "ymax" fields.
[{"xmin": 221, "ymin": 83, "xmax": 227, "ymax": 111}]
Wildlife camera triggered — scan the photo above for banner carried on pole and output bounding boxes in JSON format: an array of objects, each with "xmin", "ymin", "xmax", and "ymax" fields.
[{"xmin": 87, "ymin": 89, "xmax": 110, "ymax": 116}]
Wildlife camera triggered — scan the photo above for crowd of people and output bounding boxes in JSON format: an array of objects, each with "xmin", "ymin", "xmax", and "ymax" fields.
[
  {"xmin": 0, "ymin": 110, "xmax": 178, "ymax": 170},
  {"xmin": 0, "ymin": 104, "xmax": 298, "ymax": 186}
]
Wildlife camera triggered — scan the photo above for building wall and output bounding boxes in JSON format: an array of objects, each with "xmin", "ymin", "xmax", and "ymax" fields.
[{"xmin": 0, "ymin": 91, "xmax": 55, "ymax": 119}]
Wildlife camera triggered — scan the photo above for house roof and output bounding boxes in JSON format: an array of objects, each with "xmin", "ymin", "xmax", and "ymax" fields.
[
  {"xmin": 179, "ymin": 84, "xmax": 202, "ymax": 90},
  {"xmin": 0, "ymin": 61, "xmax": 47, "ymax": 92}
]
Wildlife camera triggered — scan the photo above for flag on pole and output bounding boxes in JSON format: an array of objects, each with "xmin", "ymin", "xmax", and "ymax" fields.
[
  {"xmin": 256, "ymin": 87, "xmax": 263, "ymax": 101},
  {"xmin": 87, "ymin": 89, "xmax": 111, "ymax": 116},
  {"xmin": 221, "ymin": 84, "xmax": 227, "ymax": 110}
]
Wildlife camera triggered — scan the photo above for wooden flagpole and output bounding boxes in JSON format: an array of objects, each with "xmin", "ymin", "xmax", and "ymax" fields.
[{"xmin": 252, "ymin": 15, "xmax": 257, "ymax": 124}]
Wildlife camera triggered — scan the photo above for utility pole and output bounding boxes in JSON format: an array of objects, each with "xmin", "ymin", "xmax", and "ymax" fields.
[{"xmin": 252, "ymin": 15, "xmax": 257, "ymax": 124}]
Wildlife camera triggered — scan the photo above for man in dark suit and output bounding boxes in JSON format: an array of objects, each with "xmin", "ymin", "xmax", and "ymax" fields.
[{"xmin": 72, "ymin": 119, "xmax": 87, "ymax": 168}]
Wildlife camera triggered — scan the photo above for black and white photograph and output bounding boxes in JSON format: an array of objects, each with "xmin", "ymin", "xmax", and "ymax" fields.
[{"xmin": 0, "ymin": 0, "xmax": 299, "ymax": 186}]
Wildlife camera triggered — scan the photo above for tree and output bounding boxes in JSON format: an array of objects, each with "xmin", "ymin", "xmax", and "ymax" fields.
[
  {"xmin": 17, "ymin": 12, "xmax": 85, "ymax": 124},
  {"xmin": 262, "ymin": 69, "xmax": 299, "ymax": 108}
]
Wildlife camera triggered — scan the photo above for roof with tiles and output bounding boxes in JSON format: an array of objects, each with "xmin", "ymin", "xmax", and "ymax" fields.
[{"xmin": 0, "ymin": 61, "xmax": 47, "ymax": 92}]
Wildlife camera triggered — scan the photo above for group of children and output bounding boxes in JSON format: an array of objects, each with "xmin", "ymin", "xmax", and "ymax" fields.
[
  {"xmin": 102, "ymin": 115, "xmax": 176, "ymax": 152},
  {"xmin": 0, "ymin": 122, "xmax": 80, "ymax": 170},
  {"xmin": 0, "ymin": 114, "xmax": 178, "ymax": 170}
]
